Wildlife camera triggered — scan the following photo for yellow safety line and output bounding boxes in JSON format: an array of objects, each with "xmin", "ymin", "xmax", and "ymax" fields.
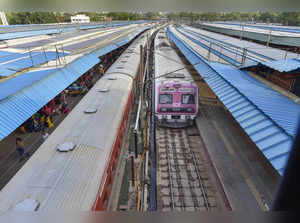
[{"xmin": 211, "ymin": 119, "xmax": 268, "ymax": 211}]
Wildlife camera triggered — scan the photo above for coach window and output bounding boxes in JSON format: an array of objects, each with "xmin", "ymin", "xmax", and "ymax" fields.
[
  {"xmin": 182, "ymin": 94, "xmax": 195, "ymax": 104},
  {"xmin": 159, "ymin": 94, "xmax": 173, "ymax": 104}
]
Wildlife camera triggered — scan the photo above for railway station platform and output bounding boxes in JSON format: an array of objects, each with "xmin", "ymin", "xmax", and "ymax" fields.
[
  {"xmin": 192, "ymin": 67, "xmax": 277, "ymax": 210},
  {"xmin": 196, "ymin": 103, "xmax": 277, "ymax": 210}
]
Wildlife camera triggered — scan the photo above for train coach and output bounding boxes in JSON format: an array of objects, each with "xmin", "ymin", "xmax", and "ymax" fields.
[
  {"xmin": 0, "ymin": 30, "xmax": 151, "ymax": 211},
  {"xmin": 154, "ymin": 28, "xmax": 198, "ymax": 128}
]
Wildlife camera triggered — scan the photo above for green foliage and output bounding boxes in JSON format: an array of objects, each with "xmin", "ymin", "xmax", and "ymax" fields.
[
  {"xmin": 4, "ymin": 11, "xmax": 300, "ymax": 26},
  {"xmin": 166, "ymin": 11, "xmax": 300, "ymax": 26},
  {"xmin": 106, "ymin": 12, "xmax": 146, "ymax": 21},
  {"xmin": 6, "ymin": 12, "xmax": 60, "ymax": 24}
]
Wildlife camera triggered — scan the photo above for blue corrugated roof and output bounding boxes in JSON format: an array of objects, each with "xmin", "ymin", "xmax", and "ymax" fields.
[
  {"xmin": 168, "ymin": 27, "xmax": 300, "ymax": 175},
  {"xmin": 0, "ymin": 68, "xmax": 57, "ymax": 101},
  {"xmin": 210, "ymin": 63, "xmax": 300, "ymax": 137},
  {"xmin": 0, "ymin": 51, "xmax": 67, "ymax": 76},
  {"xmin": 0, "ymin": 51, "xmax": 30, "ymax": 64},
  {"xmin": 242, "ymin": 58, "xmax": 300, "ymax": 73},
  {"xmin": 0, "ymin": 27, "xmax": 148, "ymax": 141},
  {"xmin": 0, "ymin": 54, "xmax": 99, "ymax": 141},
  {"xmin": 0, "ymin": 21, "xmax": 147, "ymax": 41},
  {"xmin": 0, "ymin": 67, "xmax": 16, "ymax": 77}
]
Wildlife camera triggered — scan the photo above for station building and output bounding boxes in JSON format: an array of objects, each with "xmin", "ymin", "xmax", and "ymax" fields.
[{"xmin": 71, "ymin": 14, "xmax": 90, "ymax": 23}]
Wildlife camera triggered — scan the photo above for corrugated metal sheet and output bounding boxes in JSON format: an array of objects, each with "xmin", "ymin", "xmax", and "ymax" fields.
[
  {"xmin": 0, "ymin": 54, "xmax": 99, "ymax": 141},
  {"xmin": 0, "ymin": 68, "xmax": 16, "ymax": 77},
  {"xmin": 210, "ymin": 63, "xmax": 300, "ymax": 137},
  {"xmin": 175, "ymin": 28, "xmax": 246, "ymax": 67},
  {"xmin": 183, "ymin": 26, "xmax": 298, "ymax": 61},
  {"xmin": 180, "ymin": 27, "xmax": 273, "ymax": 62},
  {"xmin": 242, "ymin": 58, "xmax": 300, "ymax": 73},
  {"xmin": 0, "ymin": 68, "xmax": 57, "ymax": 100},
  {"xmin": 92, "ymin": 26, "xmax": 148, "ymax": 57},
  {"xmin": 168, "ymin": 27, "xmax": 300, "ymax": 175},
  {"xmin": 0, "ymin": 21, "xmax": 146, "ymax": 41},
  {"xmin": 0, "ymin": 51, "xmax": 66, "ymax": 75},
  {"xmin": 0, "ymin": 27, "xmax": 148, "ymax": 141},
  {"xmin": 199, "ymin": 23, "xmax": 300, "ymax": 48},
  {"xmin": 216, "ymin": 22, "xmax": 300, "ymax": 34},
  {"xmin": 0, "ymin": 51, "xmax": 30, "ymax": 63}
]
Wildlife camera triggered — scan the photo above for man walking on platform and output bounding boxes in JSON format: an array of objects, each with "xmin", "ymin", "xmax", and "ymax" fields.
[{"xmin": 16, "ymin": 137, "xmax": 29, "ymax": 161}]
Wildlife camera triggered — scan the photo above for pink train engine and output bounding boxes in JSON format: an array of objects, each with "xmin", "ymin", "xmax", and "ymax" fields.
[
  {"xmin": 155, "ymin": 78, "xmax": 198, "ymax": 127},
  {"xmin": 154, "ymin": 29, "xmax": 198, "ymax": 127}
]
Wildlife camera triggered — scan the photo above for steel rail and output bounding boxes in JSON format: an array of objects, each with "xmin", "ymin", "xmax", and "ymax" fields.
[
  {"xmin": 191, "ymin": 151, "xmax": 210, "ymax": 210},
  {"xmin": 165, "ymin": 145, "xmax": 176, "ymax": 210}
]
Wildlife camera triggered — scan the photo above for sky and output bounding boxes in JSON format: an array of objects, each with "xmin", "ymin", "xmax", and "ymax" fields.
[{"xmin": 1, "ymin": 0, "xmax": 300, "ymax": 12}]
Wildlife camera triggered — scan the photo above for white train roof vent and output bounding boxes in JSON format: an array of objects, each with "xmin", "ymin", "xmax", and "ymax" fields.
[
  {"xmin": 107, "ymin": 77, "xmax": 117, "ymax": 80},
  {"xmin": 84, "ymin": 108, "xmax": 98, "ymax": 114},
  {"xmin": 13, "ymin": 199, "xmax": 40, "ymax": 211},
  {"xmin": 116, "ymin": 66, "xmax": 124, "ymax": 69},
  {"xmin": 97, "ymin": 88, "xmax": 109, "ymax": 93},
  {"xmin": 120, "ymin": 60, "xmax": 127, "ymax": 63},
  {"xmin": 57, "ymin": 142, "xmax": 75, "ymax": 152},
  {"xmin": 166, "ymin": 73, "xmax": 185, "ymax": 78}
]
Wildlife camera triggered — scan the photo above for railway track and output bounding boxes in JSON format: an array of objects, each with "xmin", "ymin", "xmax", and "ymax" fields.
[{"xmin": 156, "ymin": 126, "xmax": 224, "ymax": 211}]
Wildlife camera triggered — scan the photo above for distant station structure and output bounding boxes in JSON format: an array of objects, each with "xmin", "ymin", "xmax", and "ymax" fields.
[{"xmin": 71, "ymin": 14, "xmax": 90, "ymax": 23}]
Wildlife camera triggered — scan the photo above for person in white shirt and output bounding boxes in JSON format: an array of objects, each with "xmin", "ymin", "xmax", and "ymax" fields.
[{"xmin": 41, "ymin": 129, "xmax": 49, "ymax": 141}]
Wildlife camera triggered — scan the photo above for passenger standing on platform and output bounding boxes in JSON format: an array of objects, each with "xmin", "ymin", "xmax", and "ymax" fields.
[
  {"xmin": 41, "ymin": 129, "xmax": 49, "ymax": 141},
  {"xmin": 44, "ymin": 105, "xmax": 51, "ymax": 117},
  {"xmin": 46, "ymin": 116, "xmax": 54, "ymax": 128},
  {"xmin": 62, "ymin": 103, "xmax": 69, "ymax": 114},
  {"xmin": 24, "ymin": 117, "xmax": 34, "ymax": 133},
  {"xmin": 99, "ymin": 65, "xmax": 104, "ymax": 76},
  {"xmin": 49, "ymin": 100, "xmax": 55, "ymax": 113},
  {"xmin": 62, "ymin": 90, "xmax": 67, "ymax": 104},
  {"xmin": 16, "ymin": 137, "xmax": 29, "ymax": 161}
]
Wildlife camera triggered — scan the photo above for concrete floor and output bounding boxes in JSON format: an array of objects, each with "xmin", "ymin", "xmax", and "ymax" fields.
[{"xmin": 196, "ymin": 103, "xmax": 278, "ymax": 210}]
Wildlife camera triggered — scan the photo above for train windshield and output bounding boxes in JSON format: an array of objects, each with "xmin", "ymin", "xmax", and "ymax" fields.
[
  {"xmin": 182, "ymin": 94, "xmax": 195, "ymax": 104},
  {"xmin": 159, "ymin": 94, "xmax": 173, "ymax": 104}
]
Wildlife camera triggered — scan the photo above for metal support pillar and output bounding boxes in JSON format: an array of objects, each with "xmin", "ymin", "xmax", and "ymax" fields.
[
  {"xmin": 130, "ymin": 153, "xmax": 135, "ymax": 187},
  {"xmin": 241, "ymin": 48, "xmax": 247, "ymax": 66}
]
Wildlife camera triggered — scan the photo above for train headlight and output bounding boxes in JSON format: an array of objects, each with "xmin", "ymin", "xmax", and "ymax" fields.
[
  {"xmin": 186, "ymin": 108, "xmax": 194, "ymax": 112},
  {"xmin": 160, "ymin": 108, "xmax": 168, "ymax": 112}
]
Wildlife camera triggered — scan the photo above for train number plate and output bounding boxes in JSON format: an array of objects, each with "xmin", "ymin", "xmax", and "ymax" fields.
[{"xmin": 172, "ymin": 115, "xmax": 181, "ymax": 119}]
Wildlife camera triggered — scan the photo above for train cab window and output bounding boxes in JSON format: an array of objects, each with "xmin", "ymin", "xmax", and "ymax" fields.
[
  {"xmin": 159, "ymin": 94, "xmax": 173, "ymax": 104},
  {"xmin": 182, "ymin": 94, "xmax": 195, "ymax": 104}
]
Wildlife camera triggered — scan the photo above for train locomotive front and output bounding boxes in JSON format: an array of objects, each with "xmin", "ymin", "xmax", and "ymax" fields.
[{"xmin": 155, "ymin": 78, "xmax": 198, "ymax": 127}]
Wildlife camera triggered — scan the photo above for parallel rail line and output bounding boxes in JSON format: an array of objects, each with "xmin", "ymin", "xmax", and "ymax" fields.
[{"xmin": 157, "ymin": 127, "xmax": 218, "ymax": 211}]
